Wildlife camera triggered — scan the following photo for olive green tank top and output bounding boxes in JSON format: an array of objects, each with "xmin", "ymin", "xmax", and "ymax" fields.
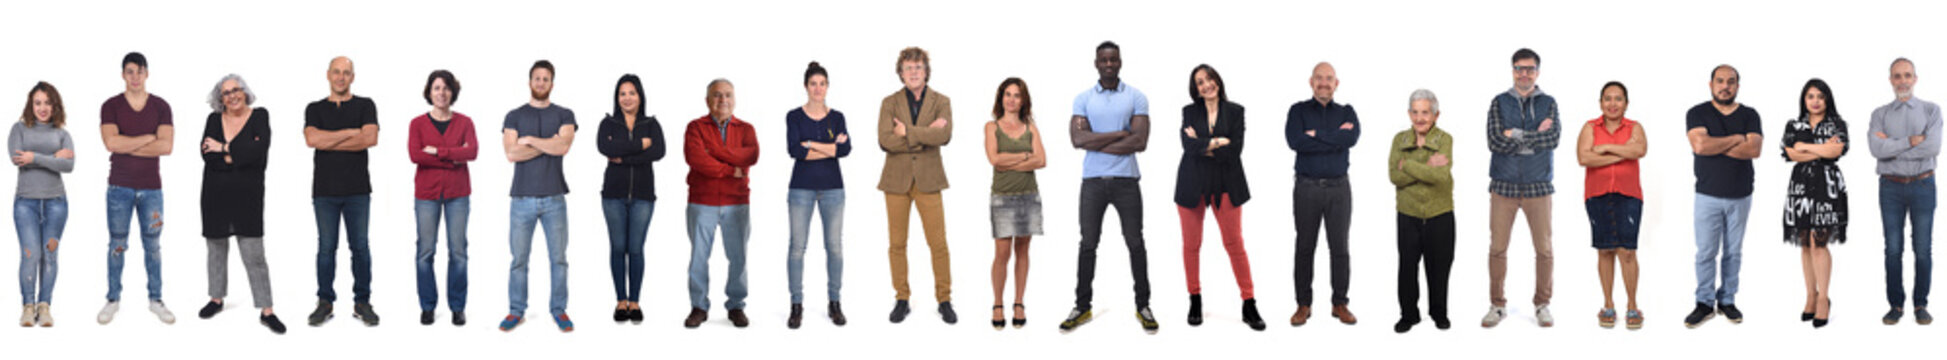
[{"xmin": 992, "ymin": 123, "xmax": 1039, "ymax": 195}]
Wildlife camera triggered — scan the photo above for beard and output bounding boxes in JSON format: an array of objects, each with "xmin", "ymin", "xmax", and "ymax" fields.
[
  {"xmin": 1712, "ymin": 92, "xmax": 1736, "ymax": 106},
  {"xmin": 531, "ymin": 89, "xmax": 550, "ymax": 101}
]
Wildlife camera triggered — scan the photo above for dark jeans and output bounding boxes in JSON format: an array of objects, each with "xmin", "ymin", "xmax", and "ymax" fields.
[
  {"xmin": 1075, "ymin": 177, "xmax": 1151, "ymax": 311},
  {"xmin": 1397, "ymin": 212, "xmax": 1455, "ymax": 321},
  {"xmin": 603, "ymin": 198, "xmax": 654, "ymax": 302},
  {"xmin": 314, "ymin": 194, "xmax": 373, "ymax": 304},
  {"xmin": 1882, "ymin": 177, "xmax": 1935, "ymax": 309},
  {"xmin": 1293, "ymin": 176, "xmax": 1352, "ymax": 306}
]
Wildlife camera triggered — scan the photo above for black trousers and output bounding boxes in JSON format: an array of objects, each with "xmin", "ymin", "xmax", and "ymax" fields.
[
  {"xmin": 1294, "ymin": 176, "xmax": 1353, "ymax": 306},
  {"xmin": 1075, "ymin": 177, "xmax": 1152, "ymax": 311},
  {"xmin": 1397, "ymin": 212, "xmax": 1455, "ymax": 321}
]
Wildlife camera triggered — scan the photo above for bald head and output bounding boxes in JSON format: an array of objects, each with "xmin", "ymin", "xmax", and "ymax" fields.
[
  {"xmin": 1310, "ymin": 62, "xmax": 1339, "ymax": 103},
  {"xmin": 327, "ymin": 56, "xmax": 355, "ymax": 98}
]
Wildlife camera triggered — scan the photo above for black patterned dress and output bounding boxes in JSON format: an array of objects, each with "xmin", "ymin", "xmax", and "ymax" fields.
[{"xmin": 1779, "ymin": 115, "xmax": 1848, "ymax": 246}]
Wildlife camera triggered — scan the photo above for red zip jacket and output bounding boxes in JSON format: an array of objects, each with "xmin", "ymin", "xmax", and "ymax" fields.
[
  {"xmin": 685, "ymin": 115, "xmax": 759, "ymax": 206},
  {"xmin": 407, "ymin": 112, "xmax": 478, "ymax": 200}
]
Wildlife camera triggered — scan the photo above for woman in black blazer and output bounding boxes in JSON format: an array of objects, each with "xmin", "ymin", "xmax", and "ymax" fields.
[{"xmin": 1173, "ymin": 64, "xmax": 1263, "ymax": 330}]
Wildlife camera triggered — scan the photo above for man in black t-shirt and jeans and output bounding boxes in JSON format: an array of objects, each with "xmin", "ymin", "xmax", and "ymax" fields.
[
  {"xmin": 304, "ymin": 56, "xmax": 383, "ymax": 327},
  {"xmin": 1684, "ymin": 64, "xmax": 1764, "ymax": 329}
]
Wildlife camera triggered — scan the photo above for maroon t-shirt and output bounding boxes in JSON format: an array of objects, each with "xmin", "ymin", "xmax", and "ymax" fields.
[{"xmin": 100, "ymin": 94, "xmax": 172, "ymax": 189}]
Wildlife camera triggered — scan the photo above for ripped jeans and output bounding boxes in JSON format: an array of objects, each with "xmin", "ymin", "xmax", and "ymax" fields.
[{"xmin": 106, "ymin": 186, "xmax": 164, "ymax": 303}]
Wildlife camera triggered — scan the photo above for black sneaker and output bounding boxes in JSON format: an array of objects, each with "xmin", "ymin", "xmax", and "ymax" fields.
[
  {"xmin": 352, "ymin": 303, "xmax": 379, "ymax": 326},
  {"xmin": 1137, "ymin": 307, "xmax": 1160, "ymax": 333},
  {"xmin": 1433, "ymin": 317, "xmax": 1452, "ymax": 330},
  {"xmin": 889, "ymin": 300, "xmax": 911, "ymax": 323},
  {"xmin": 1717, "ymin": 304, "xmax": 1743, "ymax": 324},
  {"xmin": 197, "ymin": 301, "xmax": 224, "ymax": 319},
  {"xmin": 1884, "ymin": 308, "xmax": 1903, "ymax": 325},
  {"xmin": 420, "ymin": 310, "xmax": 434, "ymax": 325},
  {"xmin": 307, "ymin": 301, "xmax": 334, "ymax": 326},
  {"xmin": 451, "ymin": 311, "xmax": 466, "ymax": 326},
  {"xmin": 1058, "ymin": 308, "xmax": 1093, "ymax": 332},
  {"xmin": 1684, "ymin": 302, "xmax": 1715, "ymax": 328},
  {"xmin": 260, "ymin": 313, "xmax": 287, "ymax": 334},
  {"xmin": 938, "ymin": 302, "xmax": 958, "ymax": 324}
]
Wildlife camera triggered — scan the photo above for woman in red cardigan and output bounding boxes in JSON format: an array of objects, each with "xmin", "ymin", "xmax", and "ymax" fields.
[{"xmin": 406, "ymin": 70, "xmax": 479, "ymax": 326}]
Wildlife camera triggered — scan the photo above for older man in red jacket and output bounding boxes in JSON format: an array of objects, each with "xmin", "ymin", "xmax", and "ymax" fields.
[{"xmin": 683, "ymin": 79, "xmax": 760, "ymax": 329}]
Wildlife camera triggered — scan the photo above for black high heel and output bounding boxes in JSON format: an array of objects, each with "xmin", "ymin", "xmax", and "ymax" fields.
[{"xmin": 1812, "ymin": 298, "xmax": 1831, "ymax": 328}]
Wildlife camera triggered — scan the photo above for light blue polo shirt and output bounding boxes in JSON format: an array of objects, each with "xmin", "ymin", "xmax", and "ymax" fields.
[{"xmin": 1073, "ymin": 82, "xmax": 1148, "ymax": 178}]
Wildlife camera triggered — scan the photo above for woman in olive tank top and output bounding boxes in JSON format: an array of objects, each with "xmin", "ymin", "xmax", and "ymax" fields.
[{"xmin": 984, "ymin": 78, "xmax": 1045, "ymax": 329}]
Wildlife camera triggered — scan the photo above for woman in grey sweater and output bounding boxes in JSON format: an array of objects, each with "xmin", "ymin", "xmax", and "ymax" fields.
[{"xmin": 13, "ymin": 82, "xmax": 75, "ymax": 327}]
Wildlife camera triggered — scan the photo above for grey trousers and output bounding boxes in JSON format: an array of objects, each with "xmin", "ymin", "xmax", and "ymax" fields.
[{"xmin": 208, "ymin": 236, "xmax": 273, "ymax": 308}]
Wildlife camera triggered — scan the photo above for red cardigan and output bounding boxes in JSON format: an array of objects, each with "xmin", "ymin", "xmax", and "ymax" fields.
[
  {"xmin": 407, "ymin": 112, "xmax": 479, "ymax": 200},
  {"xmin": 684, "ymin": 115, "xmax": 760, "ymax": 206}
]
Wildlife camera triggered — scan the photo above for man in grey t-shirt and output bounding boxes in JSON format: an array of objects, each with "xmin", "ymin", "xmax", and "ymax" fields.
[{"xmin": 499, "ymin": 60, "xmax": 577, "ymax": 332}]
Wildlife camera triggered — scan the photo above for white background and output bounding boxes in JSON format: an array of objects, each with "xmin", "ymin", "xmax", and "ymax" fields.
[{"xmin": 3, "ymin": 0, "xmax": 1942, "ymax": 358}]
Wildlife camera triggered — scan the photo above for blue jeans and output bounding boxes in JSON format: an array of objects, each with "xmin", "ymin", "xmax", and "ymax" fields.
[
  {"xmin": 17, "ymin": 196, "xmax": 68, "ymax": 304},
  {"xmin": 786, "ymin": 189, "xmax": 844, "ymax": 304},
  {"xmin": 415, "ymin": 197, "xmax": 470, "ymax": 312},
  {"xmin": 602, "ymin": 198, "xmax": 653, "ymax": 302},
  {"xmin": 104, "ymin": 186, "xmax": 163, "ymax": 302},
  {"xmin": 686, "ymin": 203, "xmax": 750, "ymax": 310},
  {"xmin": 1694, "ymin": 193, "xmax": 1751, "ymax": 306},
  {"xmin": 508, "ymin": 195, "xmax": 569, "ymax": 316},
  {"xmin": 1882, "ymin": 177, "xmax": 1936, "ymax": 309},
  {"xmin": 314, "ymin": 194, "xmax": 373, "ymax": 303}
]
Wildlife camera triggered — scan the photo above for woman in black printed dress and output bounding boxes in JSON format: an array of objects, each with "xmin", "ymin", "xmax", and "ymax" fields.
[{"xmin": 1779, "ymin": 78, "xmax": 1847, "ymax": 328}]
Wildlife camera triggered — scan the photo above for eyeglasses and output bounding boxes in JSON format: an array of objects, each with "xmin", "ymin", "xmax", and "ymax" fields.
[
  {"xmin": 221, "ymin": 88, "xmax": 245, "ymax": 96},
  {"xmin": 1513, "ymin": 66, "xmax": 1539, "ymax": 74}
]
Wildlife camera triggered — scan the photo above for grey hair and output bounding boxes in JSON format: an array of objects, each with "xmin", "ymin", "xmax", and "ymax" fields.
[
  {"xmin": 707, "ymin": 78, "xmax": 734, "ymax": 91},
  {"xmin": 207, "ymin": 73, "xmax": 256, "ymax": 112},
  {"xmin": 1408, "ymin": 89, "xmax": 1439, "ymax": 114}
]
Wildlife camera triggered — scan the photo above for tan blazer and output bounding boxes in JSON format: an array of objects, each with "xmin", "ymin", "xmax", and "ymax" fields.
[{"xmin": 877, "ymin": 87, "xmax": 953, "ymax": 193}]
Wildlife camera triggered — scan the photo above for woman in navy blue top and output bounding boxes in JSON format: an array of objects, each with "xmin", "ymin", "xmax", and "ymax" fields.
[{"xmin": 783, "ymin": 61, "xmax": 852, "ymax": 328}]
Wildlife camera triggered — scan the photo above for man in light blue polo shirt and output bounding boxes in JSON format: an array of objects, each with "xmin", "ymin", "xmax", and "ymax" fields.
[{"xmin": 1061, "ymin": 41, "xmax": 1157, "ymax": 334}]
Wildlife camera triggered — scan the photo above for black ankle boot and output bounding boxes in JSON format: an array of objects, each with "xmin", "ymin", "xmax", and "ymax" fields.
[
  {"xmin": 1242, "ymin": 298, "xmax": 1265, "ymax": 331},
  {"xmin": 1187, "ymin": 294, "xmax": 1204, "ymax": 326}
]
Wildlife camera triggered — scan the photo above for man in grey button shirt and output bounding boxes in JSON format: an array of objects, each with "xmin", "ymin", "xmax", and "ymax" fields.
[{"xmin": 1869, "ymin": 57, "xmax": 1942, "ymax": 326}]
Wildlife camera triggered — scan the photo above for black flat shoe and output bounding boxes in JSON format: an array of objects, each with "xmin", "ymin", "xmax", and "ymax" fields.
[
  {"xmin": 452, "ymin": 311, "xmax": 466, "ymax": 326},
  {"xmin": 628, "ymin": 308, "xmax": 644, "ymax": 324},
  {"xmin": 260, "ymin": 313, "xmax": 287, "ymax": 334},
  {"xmin": 197, "ymin": 301, "xmax": 223, "ymax": 319},
  {"xmin": 613, "ymin": 308, "xmax": 629, "ymax": 323},
  {"xmin": 420, "ymin": 310, "xmax": 435, "ymax": 325}
]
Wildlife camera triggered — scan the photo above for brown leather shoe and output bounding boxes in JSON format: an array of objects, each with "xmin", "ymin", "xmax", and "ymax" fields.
[
  {"xmin": 1332, "ymin": 305, "xmax": 1358, "ymax": 325},
  {"xmin": 728, "ymin": 309, "xmax": 750, "ymax": 328},
  {"xmin": 1290, "ymin": 306, "xmax": 1311, "ymax": 326},
  {"xmin": 683, "ymin": 308, "xmax": 707, "ymax": 328}
]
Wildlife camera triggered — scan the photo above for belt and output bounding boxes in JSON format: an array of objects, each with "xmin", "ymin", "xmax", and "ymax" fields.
[
  {"xmin": 1884, "ymin": 171, "xmax": 1934, "ymax": 184},
  {"xmin": 1294, "ymin": 175, "xmax": 1349, "ymax": 186}
]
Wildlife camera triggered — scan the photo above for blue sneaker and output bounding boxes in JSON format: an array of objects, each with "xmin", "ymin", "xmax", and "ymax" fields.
[
  {"xmin": 498, "ymin": 315, "xmax": 523, "ymax": 332},
  {"xmin": 554, "ymin": 314, "xmax": 574, "ymax": 332}
]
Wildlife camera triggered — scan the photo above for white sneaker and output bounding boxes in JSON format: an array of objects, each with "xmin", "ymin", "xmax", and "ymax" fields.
[
  {"xmin": 97, "ymin": 301, "xmax": 119, "ymax": 325},
  {"xmin": 1536, "ymin": 305, "xmax": 1554, "ymax": 328},
  {"xmin": 19, "ymin": 304, "xmax": 34, "ymax": 327},
  {"xmin": 34, "ymin": 303, "xmax": 52, "ymax": 327},
  {"xmin": 149, "ymin": 301, "xmax": 176, "ymax": 324},
  {"xmin": 1481, "ymin": 306, "xmax": 1507, "ymax": 328}
]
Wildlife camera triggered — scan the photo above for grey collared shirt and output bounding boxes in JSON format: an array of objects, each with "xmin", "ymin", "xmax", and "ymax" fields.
[{"xmin": 1868, "ymin": 97, "xmax": 1944, "ymax": 176}]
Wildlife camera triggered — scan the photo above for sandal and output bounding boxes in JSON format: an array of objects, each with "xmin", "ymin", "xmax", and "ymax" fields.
[
  {"xmin": 1597, "ymin": 308, "xmax": 1617, "ymax": 329},
  {"xmin": 1625, "ymin": 309, "xmax": 1644, "ymax": 330},
  {"xmin": 1011, "ymin": 303, "xmax": 1027, "ymax": 328},
  {"xmin": 991, "ymin": 305, "xmax": 1005, "ymax": 329}
]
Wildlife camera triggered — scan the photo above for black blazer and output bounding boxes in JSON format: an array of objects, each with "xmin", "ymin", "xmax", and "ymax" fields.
[{"xmin": 1174, "ymin": 101, "xmax": 1250, "ymax": 208}]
